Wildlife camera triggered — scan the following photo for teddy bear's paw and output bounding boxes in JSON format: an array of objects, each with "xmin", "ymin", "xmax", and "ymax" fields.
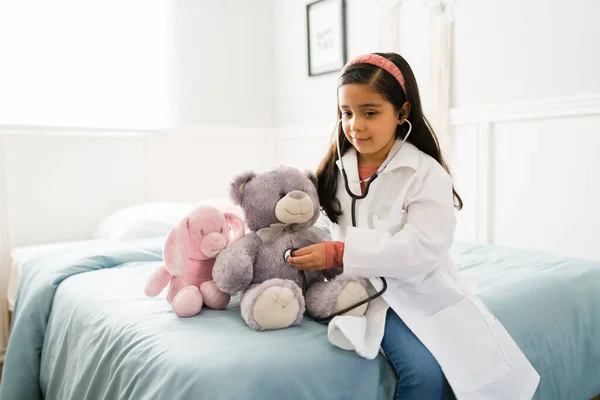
[
  {"xmin": 213, "ymin": 252, "xmax": 254, "ymax": 295},
  {"xmin": 200, "ymin": 280, "xmax": 231, "ymax": 310},
  {"xmin": 252, "ymin": 285, "xmax": 301, "ymax": 330},
  {"xmin": 172, "ymin": 286, "xmax": 203, "ymax": 317},
  {"xmin": 336, "ymin": 281, "xmax": 369, "ymax": 317},
  {"xmin": 240, "ymin": 280, "xmax": 305, "ymax": 330}
]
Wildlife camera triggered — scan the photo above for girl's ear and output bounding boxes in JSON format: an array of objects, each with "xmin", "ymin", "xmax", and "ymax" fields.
[
  {"xmin": 229, "ymin": 171, "xmax": 256, "ymax": 205},
  {"xmin": 398, "ymin": 101, "xmax": 412, "ymax": 123}
]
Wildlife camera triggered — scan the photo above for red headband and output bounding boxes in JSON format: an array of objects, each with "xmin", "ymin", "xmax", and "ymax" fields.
[{"xmin": 342, "ymin": 54, "xmax": 406, "ymax": 95}]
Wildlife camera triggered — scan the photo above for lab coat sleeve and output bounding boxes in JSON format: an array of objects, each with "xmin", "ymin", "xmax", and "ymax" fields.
[
  {"xmin": 314, "ymin": 210, "xmax": 332, "ymax": 240},
  {"xmin": 343, "ymin": 170, "xmax": 456, "ymax": 284}
]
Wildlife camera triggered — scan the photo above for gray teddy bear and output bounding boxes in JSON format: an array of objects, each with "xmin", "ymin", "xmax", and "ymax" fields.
[{"xmin": 212, "ymin": 166, "xmax": 369, "ymax": 331}]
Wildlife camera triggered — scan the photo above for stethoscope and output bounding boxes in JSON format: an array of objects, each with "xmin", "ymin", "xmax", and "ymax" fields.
[{"xmin": 286, "ymin": 118, "xmax": 413, "ymax": 325}]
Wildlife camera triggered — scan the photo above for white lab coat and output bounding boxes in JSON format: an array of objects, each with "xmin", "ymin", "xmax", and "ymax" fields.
[{"xmin": 317, "ymin": 139, "xmax": 540, "ymax": 399}]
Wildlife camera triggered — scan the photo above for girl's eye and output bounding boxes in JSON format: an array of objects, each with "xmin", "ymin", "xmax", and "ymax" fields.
[
  {"xmin": 365, "ymin": 111, "xmax": 377, "ymax": 117},
  {"xmin": 200, "ymin": 230, "xmax": 205, "ymax": 236},
  {"xmin": 341, "ymin": 111, "xmax": 352, "ymax": 117}
]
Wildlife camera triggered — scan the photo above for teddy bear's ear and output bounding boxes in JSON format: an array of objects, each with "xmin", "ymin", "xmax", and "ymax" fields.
[
  {"xmin": 229, "ymin": 171, "xmax": 256, "ymax": 205},
  {"xmin": 305, "ymin": 170, "xmax": 318, "ymax": 189}
]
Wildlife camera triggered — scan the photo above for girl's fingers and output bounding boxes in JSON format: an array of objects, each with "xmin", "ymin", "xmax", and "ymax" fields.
[
  {"xmin": 291, "ymin": 261, "xmax": 325, "ymax": 271},
  {"xmin": 287, "ymin": 254, "xmax": 313, "ymax": 265},
  {"xmin": 291, "ymin": 246, "xmax": 314, "ymax": 257}
]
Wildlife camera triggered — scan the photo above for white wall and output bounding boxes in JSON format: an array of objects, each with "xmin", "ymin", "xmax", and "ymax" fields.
[
  {"xmin": 450, "ymin": 0, "xmax": 600, "ymax": 257},
  {"xmin": 0, "ymin": 0, "xmax": 276, "ymax": 352},
  {"xmin": 0, "ymin": 0, "xmax": 169, "ymax": 129},
  {"xmin": 272, "ymin": 0, "xmax": 430, "ymax": 128},
  {"xmin": 452, "ymin": 0, "xmax": 600, "ymax": 108},
  {"xmin": 167, "ymin": 0, "xmax": 275, "ymax": 126},
  {"xmin": 273, "ymin": 0, "xmax": 600, "ymax": 262},
  {"xmin": 273, "ymin": 0, "xmax": 435, "ymax": 173}
]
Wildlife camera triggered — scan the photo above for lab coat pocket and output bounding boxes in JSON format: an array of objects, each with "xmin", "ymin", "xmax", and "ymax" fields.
[
  {"xmin": 372, "ymin": 210, "xmax": 407, "ymax": 234},
  {"xmin": 423, "ymin": 297, "xmax": 511, "ymax": 392},
  {"xmin": 398, "ymin": 273, "xmax": 465, "ymax": 317}
]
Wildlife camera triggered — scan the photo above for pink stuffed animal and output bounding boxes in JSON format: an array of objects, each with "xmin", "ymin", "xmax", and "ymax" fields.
[{"xmin": 144, "ymin": 205, "xmax": 245, "ymax": 317}]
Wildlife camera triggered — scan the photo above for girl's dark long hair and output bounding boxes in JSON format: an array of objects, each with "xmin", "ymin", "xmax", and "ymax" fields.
[{"xmin": 317, "ymin": 52, "xmax": 463, "ymax": 224}]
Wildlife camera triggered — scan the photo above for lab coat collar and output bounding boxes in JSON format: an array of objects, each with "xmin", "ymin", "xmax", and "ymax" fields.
[{"xmin": 335, "ymin": 138, "xmax": 420, "ymax": 180}]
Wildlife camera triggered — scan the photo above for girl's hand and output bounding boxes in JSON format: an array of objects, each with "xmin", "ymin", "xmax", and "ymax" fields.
[{"xmin": 287, "ymin": 243, "xmax": 327, "ymax": 271}]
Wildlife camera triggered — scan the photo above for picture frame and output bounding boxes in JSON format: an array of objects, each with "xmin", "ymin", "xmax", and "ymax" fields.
[{"xmin": 306, "ymin": 0, "xmax": 347, "ymax": 77}]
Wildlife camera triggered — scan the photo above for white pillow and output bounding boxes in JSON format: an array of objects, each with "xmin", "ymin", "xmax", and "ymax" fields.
[{"xmin": 93, "ymin": 199, "xmax": 241, "ymax": 241}]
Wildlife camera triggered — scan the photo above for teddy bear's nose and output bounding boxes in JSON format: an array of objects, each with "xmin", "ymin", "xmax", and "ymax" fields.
[{"xmin": 287, "ymin": 190, "xmax": 306, "ymax": 200}]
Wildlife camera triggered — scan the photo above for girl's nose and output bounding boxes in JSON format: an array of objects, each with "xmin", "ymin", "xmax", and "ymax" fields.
[{"xmin": 350, "ymin": 116, "xmax": 364, "ymax": 132}]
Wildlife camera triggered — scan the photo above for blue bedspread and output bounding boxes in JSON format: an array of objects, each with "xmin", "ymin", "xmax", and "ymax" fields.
[
  {"xmin": 0, "ymin": 238, "xmax": 165, "ymax": 400},
  {"xmin": 2, "ymin": 239, "xmax": 599, "ymax": 400},
  {"xmin": 450, "ymin": 242, "xmax": 600, "ymax": 400},
  {"xmin": 0, "ymin": 238, "xmax": 395, "ymax": 400}
]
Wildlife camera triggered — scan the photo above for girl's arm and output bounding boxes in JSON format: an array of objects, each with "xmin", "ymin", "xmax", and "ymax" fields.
[
  {"xmin": 343, "ymin": 170, "xmax": 455, "ymax": 285},
  {"xmin": 324, "ymin": 241, "xmax": 344, "ymax": 268}
]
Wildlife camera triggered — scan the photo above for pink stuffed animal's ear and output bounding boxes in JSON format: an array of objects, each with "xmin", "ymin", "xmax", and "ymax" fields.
[
  {"xmin": 224, "ymin": 212, "xmax": 245, "ymax": 243},
  {"xmin": 163, "ymin": 217, "xmax": 189, "ymax": 276}
]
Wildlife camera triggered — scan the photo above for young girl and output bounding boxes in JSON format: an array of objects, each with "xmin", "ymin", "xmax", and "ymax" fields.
[{"xmin": 286, "ymin": 53, "xmax": 539, "ymax": 400}]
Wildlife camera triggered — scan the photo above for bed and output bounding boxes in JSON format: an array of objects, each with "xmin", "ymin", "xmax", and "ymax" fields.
[
  {"xmin": 6, "ymin": 239, "xmax": 111, "ymax": 317},
  {"xmin": 1, "ymin": 237, "xmax": 599, "ymax": 400}
]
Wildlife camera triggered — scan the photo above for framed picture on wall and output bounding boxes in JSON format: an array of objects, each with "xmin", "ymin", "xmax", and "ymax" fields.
[{"xmin": 306, "ymin": 0, "xmax": 347, "ymax": 76}]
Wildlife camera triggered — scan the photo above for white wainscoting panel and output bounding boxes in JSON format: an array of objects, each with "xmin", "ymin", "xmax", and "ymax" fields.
[
  {"xmin": 4, "ymin": 134, "xmax": 148, "ymax": 247},
  {"xmin": 450, "ymin": 94, "xmax": 600, "ymax": 259},
  {"xmin": 450, "ymin": 124, "xmax": 480, "ymax": 244},
  {"xmin": 277, "ymin": 125, "xmax": 333, "ymax": 172},
  {"xmin": 491, "ymin": 114, "xmax": 600, "ymax": 259},
  {"xmin": 146, "ymin": 127, "xmax": 278, "ymax": 202}
]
